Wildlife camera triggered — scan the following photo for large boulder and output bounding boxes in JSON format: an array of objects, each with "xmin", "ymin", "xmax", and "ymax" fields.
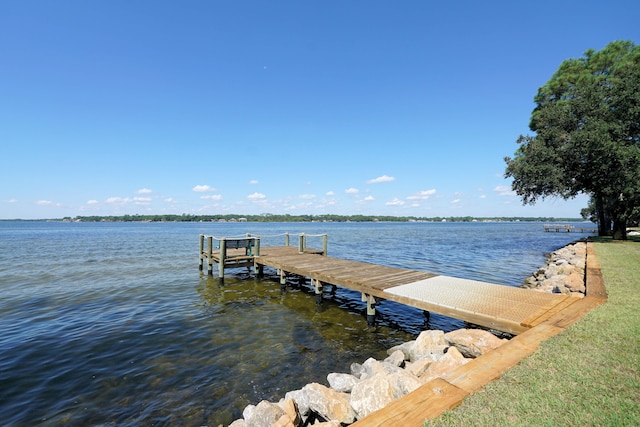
[
  {"xmin": 359, "ymin": 357, "xmax": 402, "ymax": 379},
  {"xmin": 409, "ymin": 330, "xmax": 448, "ymax": 361},
  {"xmin": 386, "ymin": 340, "xmax": 415, "ymax": 360},
  {"xmin": 284, "ymin": 389, "xmax": 310, "ymax": 417},
  {"xmin": 564, "ymin": 271, "xmax": 586, "ymax": 293},
  {"xmin": 444, "ymin": 328, "xmax": 506, "ymax": 358},
  {"xmin": 405, "ymin": 358, "xmax": 433, "ymax": 377},
  {"xmin": 274, "ymin": 398, "xmax": 300, "ymax": 427},
  {"xmin": 386, "ymin": 370, "xmax": 423, "ymax": 397},
  {"xmin": 384, "ymin": 349, "xmax": 406, "ymax": 367},
  {"xmin": 327, "ymin": 372, "xmax": 359, "ymax": 393},
  {"xmin": 420, "ymin": 347, "xmax": 469, "ymax": 383},
  {"xmin": 349, "ymin": 373, "xmax": 396, "ymax": 420},
  {"xmin": 301, "ymin": 383, "xmax": 356, "ymax": 424},
  {"xmin": 243, "ymin": 400, "xmax": 285, "ymax": 427}
]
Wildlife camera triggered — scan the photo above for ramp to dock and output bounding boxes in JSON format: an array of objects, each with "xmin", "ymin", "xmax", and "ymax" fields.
[{"xmin": 252, "ymin": 246, "xmax": 575, "ymax": 335}]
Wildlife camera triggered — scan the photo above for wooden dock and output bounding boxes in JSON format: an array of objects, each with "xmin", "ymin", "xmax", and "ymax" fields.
[
  {"xmin": 199, "ymin": 234, "xmax": 575, "ymax": 335},
  {"xmin": 543, "ymin": 223, "xmax": 597, "ymax": 233},
  {"xmin": 350, "ymin": 241, "xmax": 606, "ymax": 426}
]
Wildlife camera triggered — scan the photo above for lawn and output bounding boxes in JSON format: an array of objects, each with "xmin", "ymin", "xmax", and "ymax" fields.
[{"xmin": 424, "ymin": 236, "xmax": 640, "ymax": 426}]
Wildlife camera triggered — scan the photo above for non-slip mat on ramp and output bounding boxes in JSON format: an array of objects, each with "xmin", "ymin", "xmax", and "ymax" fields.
[{"xmin": 384, "ymin": 275, "xmax": 569, "ymax": 325}]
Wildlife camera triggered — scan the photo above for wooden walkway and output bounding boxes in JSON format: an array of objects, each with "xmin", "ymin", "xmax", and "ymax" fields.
[
  {"xmin": 350, "ymin": 242, "xmax": 606, "ymax": 426},
  {"xmin": 199, "ymin": 235, "xmax": 607, "ymax": 426},
  {"xmin": 201, "ymin": 238, "xmax": 576, "ymax": 335}
]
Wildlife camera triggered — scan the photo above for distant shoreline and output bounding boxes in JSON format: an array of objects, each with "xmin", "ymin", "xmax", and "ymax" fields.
[{"xmin": 1, "ymin": 214, "xmax": 587, "ymax": 223}]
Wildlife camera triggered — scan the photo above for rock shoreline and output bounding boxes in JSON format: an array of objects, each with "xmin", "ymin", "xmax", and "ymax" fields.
[
  {"xmin": 520, "ymin": 239, "xmax": 587, "ymax": 296},
  {"xmin": 225, "ymin": 240, "xmax": 588, "ymax": 427}
]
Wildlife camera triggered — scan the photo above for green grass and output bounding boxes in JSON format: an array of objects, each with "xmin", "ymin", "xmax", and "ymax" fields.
[{"xmin": 425, "ymin": 237, "xmax": 640, "ymax": 426}]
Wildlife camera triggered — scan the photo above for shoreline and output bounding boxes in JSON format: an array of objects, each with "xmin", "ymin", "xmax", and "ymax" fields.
[{"xmin": 224, "ymin": 240, "xmax": 589, "ymax": 427}]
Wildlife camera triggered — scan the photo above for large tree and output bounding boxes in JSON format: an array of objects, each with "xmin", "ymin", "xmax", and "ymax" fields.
[{"xmin": 505, "ymin": 40, "xmax": 640, "ymax": 239}]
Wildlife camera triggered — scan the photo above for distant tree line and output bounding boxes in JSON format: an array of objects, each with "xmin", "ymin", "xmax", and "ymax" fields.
[{"xmin": 63, "ymin": 214, "xmax": 584, "ymax": 223}]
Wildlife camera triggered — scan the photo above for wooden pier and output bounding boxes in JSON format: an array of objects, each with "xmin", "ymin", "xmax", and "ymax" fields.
[
  {"xmin": 543, "ymin": 223, "xmax": 597, "ymax": 233},
  {"xmin": 199, "ymin": 233, "xmax": 576, "ymax": 335}
]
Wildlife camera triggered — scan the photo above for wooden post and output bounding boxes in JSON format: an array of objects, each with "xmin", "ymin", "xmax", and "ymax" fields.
[
  {"xmin": 363, "ymin": 293, "xmax": 376, "ymax": 326},
  {"xmin": 279, "ymin": 269, "xmax": 287, "ymax": 290},
  {"xmin": 285, "ymin": 232, "xmax": 290, "ymax": 246},
  {"xmin": 199, "ymin": 234, "xmax": 205, "ymax": 270},
  {"xmin": 207, "ymin": 235, "xmax": 214, "ymax": 276},
  {"xmin": 313, "ymin": 278, "xmax": 323, "ymax": 304},
  {"xmin": 253, "ymin": 237, "xmax": 261, "ymax": 275},
  {"xmin": 298, "ymin": 233, "xmax": 305, "ymax": 254},
  {"xmin": 322, "ymin": 234, "xmax": 328, "ymax": 256},
  {"xmin": 219, "ymin": 239, "xmax": 226, "ymax": 283}
]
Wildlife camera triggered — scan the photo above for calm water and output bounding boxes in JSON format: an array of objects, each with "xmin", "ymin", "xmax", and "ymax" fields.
[{"xmin": 0, "ymin": 221, "xmax": 590, "ymax": 426}]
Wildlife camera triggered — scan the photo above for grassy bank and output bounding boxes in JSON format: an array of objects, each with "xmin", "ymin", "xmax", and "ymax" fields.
[{"xmin": 425, "ymin": 237, "xmax": 640, "ymax": 426}]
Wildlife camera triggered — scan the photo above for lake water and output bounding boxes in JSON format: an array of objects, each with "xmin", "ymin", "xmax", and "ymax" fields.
[{"xmin": 0, "ymin": 221, "xmax": 591, "ymax": 426}]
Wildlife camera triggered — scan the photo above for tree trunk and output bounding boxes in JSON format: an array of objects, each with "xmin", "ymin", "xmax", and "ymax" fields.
[
  {"xmin": 595, "ymin": 194, "xmax": 610, "ymax": 236},
  {"xmin": 612, "ymin": 218, "xmax": 628, "ymax": 240}
]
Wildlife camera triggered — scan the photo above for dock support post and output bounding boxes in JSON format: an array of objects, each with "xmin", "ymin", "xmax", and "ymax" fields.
[
  {"xmin": 313, "ymin": 278, "xmax": 323, "ymax": 304},
  {"xmin": 423, "ymin": 310, "xmax": 431, "ymax": 321},
  {"xmin": 322, "ymin": 234, "xmax": 328, "ymax": 256},
  {"xmin": 207, "ymin": 236, "xmax": 214, "ymax": 276},
  {"xmin": 298, "ymin": 233, "xmax": 306, "ymax": 254},
  {"xmin": 252, "ymin": 236, "xmax": 261, "ymax": 275},
  {"xmin": 285, "ymin": 232, "xmax": 290, "ymax": 246},
  {"xmin": 199, "ymin": 234, "xmax": 205, "ymax": 271},
  {"xmin": 279, "ymin": 269, "xmax": 287, "ymax": 291},
  {"xmin": 218, "ymin": 239, "xmax": 226, "ymax": 283},
  {"xmin": 363, "ymin": 293, "xmax": 376, "ymax": 326}
]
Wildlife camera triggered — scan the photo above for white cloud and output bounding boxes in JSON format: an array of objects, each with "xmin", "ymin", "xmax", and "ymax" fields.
[
  {"xmin": 366, "ymin": 175, "xmax": 396, "ymax": 184},
  {"xmin": 363, "ymin": 195, "xmax": 375, "ymax": 201},
  {"xmin": 326, "ymin": 191, "xmax": 335, "ymax": 196},
  {"xmin": 451, "ymin": 199, "xmax": 461, "ymax": 204},
  {"xmin": 106, "ymin": 197, "xmax": 130, "ymax": 204},
  {"xmin": 136, "ymin": 188, "xmax": 152, "ymax": 194},
  {"xmin": 494, "ymin": 185, "xmax": 517, "ymax": 197},
  {"xmin": 479, "ymin": 194, "xmax": 487, "ymax": 199},
  {"xmin": 134, "ymin": 197, "xmax": 152, "ymax": 205},
  {"xmin": 193, "ymin": 184, "xmax": 216, "ymax": 192},
  {"xmin": 406, "ymin": 189, "xmax": 437, "ymax": 200},
  {"xmin": 299, "ymin": 194, "xmax": 316, "ymax": 199},
  {"xmin": 5, "ymin": 199, "xmax": 17, "ymax": 203},
  {"xmin": 87, "ymin": 200, "xmax": 99, "ymax": 205},
  {"xmin": 249, "ymin": 180, "xmax": 259, "ymax": 185},
  {"xmin": 345, "ymin": 188, "xmax": 359, "ymax": 194},
  {"xmin": 248, "ymin": 192, "xmax": 267, "ymax": 200},
  {"xmin": 201, "ymin": 194, "xmax": 222, "ymax": 201},
  {"xmin": 36, "ymin": 200, "xmax": 56, "ymax": 206},
  {"xmin": 386, "ymin": 198, "xmax": 405, "ymax": 206}
]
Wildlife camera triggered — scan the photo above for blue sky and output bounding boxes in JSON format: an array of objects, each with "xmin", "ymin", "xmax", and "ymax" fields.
[{"xmin": 1, "ymin": 1, "xmax": 638, "ymax": 219}]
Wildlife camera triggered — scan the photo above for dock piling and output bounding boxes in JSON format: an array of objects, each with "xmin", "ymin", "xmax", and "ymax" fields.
[
  {"xmin": 298, "ymin": 233, "xmax": 306, "ymax": 254},
  {"xmin": 207, "ymin": 235, "xmax": 214, "ymax": 275},
  {"xmin": 218, "ymin": 239, "xmax": 226, "ymax": 283},
  {"xmin": 313, "ymin": 278, "xmax": 323, "ymax": 304},
  {"xmin": 363, "ymin": 293, "xmax": 376, "ymax": 325}
]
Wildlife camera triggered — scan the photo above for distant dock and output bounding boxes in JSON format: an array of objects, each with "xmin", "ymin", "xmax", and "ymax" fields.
[
  {"xmin": 199, "ymin": 233, "xmax": 577, "ymax": 335},
  {"xmin": 543, "ymin": 224, "xmax": 597, "ymax": 233}
]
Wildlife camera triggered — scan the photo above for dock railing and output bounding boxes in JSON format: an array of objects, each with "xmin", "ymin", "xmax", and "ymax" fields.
[
  {"xmin": 199, "ymin": 234, "xmax": 260, "ymax": 279},
  {"xmin": 199, "ymin": 232, "xmax": 328, "ymax": 281}
]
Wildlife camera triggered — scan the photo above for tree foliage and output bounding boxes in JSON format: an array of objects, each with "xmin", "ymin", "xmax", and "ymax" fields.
[{"xmin": 505, "ymin": 40, "xmax": 640, "ymax": 239}]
